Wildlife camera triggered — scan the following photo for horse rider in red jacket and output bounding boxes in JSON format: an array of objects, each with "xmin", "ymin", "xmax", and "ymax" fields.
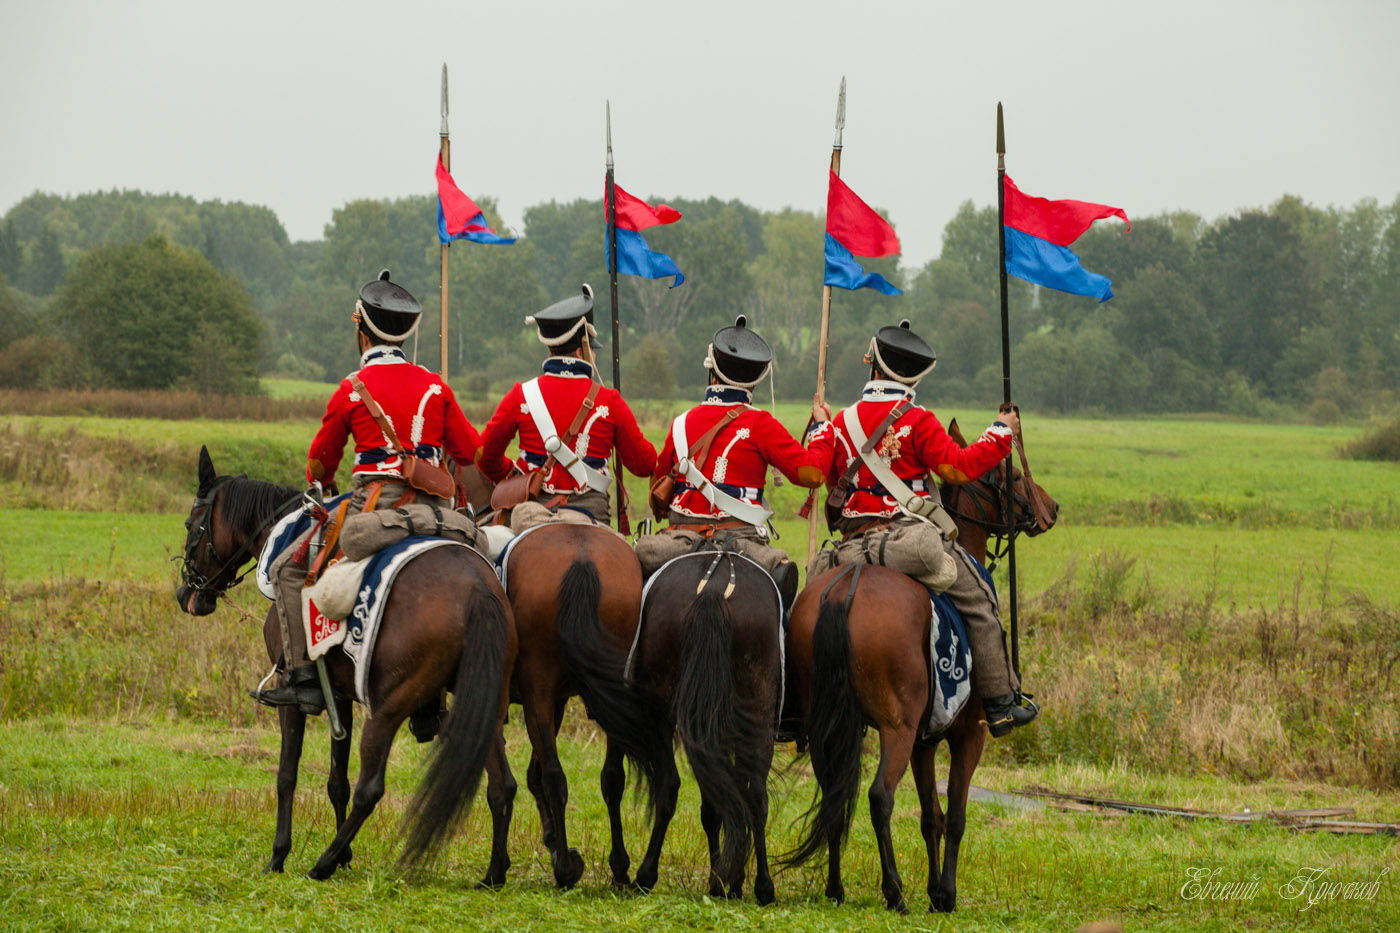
[
  {"xmin": 253, "ymin": 270, "xmax": 481, "ymax": 714},
  {"xmin": 477, "ymin": 285, "xmax": 656, "ymax": 529},
  {"xmin": 806, "ymin": 320, "xmax": 1036, "ymax": 736},
  {"xmin": 636, "ymin": 315, "xmax": 827, "ymax": 607}
]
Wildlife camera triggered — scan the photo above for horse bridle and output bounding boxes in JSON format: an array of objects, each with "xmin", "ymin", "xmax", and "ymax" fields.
[
  {"xmin": 941, "ymin": 462, "xmax": 1047, "ymax": 569},
  {"xmin": 177, "ymin": 478, "xmax": 299, "ymax": 601}
]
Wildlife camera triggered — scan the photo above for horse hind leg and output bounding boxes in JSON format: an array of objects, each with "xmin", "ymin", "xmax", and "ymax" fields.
[
  {"xmin": 911, "ymin": 742, "xmax": 947, "ymax": 912},
  {"xmin": 601, "ymin": 739, "xmax": 633, "ymax": 888},
  {"xmin": 870, "ymin": 725, "xmax": 916, "ymax": 914},
  {"xmin": 934, "ymin": 725, "xmax": 987, "ymax": 913},
  {"xmin": 632, "ymin": 730, "xmax": 679, "ymax": 894},
  {"xmin": 327, "ymin": 698, "xmax": 354, "ymax": 868},
  {"xmin": 266, "ymin": 705, "xmax": 307, "ymax": 874},
  {"xmin": 478, "ymin": 732, "xmax": 516, "ymax": 889},
  {"xmin": 740, "ymin": 740, "xmax": 776, "ymax": 906},
  {"xmin": 699, "ymin": 794, "xmax": 726, "ymax": 899},
  {"xmin": 307, "ymin": 713, "xmax": 399, "ymax": 880},
  {"xmin": 522, "ymin": 695, "xmax": 583, "ymax": 888}
]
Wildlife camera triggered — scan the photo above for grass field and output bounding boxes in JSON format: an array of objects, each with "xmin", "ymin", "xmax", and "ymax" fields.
[{"xmin": 2, "ymin": 403, "xmax": 1398, "ymax": 929}]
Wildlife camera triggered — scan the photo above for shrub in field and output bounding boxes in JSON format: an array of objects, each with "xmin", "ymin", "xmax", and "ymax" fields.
[
  {"xmin": 1342, "ymin": 419, "xmax": 1400, "ymax": 461},
  {"xmin": 1000, "ymin": 551, "xmax": 1400, "ymax": 788}
]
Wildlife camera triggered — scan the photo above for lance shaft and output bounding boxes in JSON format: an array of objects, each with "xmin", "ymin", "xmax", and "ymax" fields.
[
  {"xmin": 806, "ymin": 132, "xmax": 843, "ymax": 566},
  {"xmin": 996, "ymin": 102, "xmax": 1020, "ymax": 682},
  {"xmin": 606, "ymin": 106, "xmax": 625, "ymax": 531},
  {"xmin": 439, "ymin": 65, "xmax": 451, "ymax": 380}
]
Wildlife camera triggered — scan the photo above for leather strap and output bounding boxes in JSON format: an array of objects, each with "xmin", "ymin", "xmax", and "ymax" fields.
[
  {"xmin": 670, "ymin": 408, "xmax": 772, "ymax": 526},
  {"xmin": 842, "ymin": 400, "xmax": 959, "ymax": 539},
  {"xmin": 828, "ymin": 399, "xmax": 913, "ymax": 512},
  {"xmin": 521, "ymin": 378, "xmax": 610, "ymax": 492},
  {"xmin": 350, "ymin": 375, "xmax": 409, "ymax": 457},
  {"xmin": 1013, "ymin": 431, "xmax": 1055, "ymax": 532}
]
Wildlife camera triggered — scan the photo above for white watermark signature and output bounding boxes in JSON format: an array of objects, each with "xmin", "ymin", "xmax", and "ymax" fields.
[{"xmin": 1180, "ymin": 866, "xmax": 1390, "ymax": 911}]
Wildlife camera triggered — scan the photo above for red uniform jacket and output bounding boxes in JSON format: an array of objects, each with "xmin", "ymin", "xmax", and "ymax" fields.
[
  {"xmin": 478, "ymin": 358, "xmax": 657, "ymax": 495},
  {"xmin": 806, "ymin": 381, "xmax": 1013, "ymax": 520},
  {"xmin": 307, "ymin": 347, "xmax": 481, "ymax": 484},
  {"xmin": 654, "ymin": 387, "xmax": 825, "ymax": 520}
]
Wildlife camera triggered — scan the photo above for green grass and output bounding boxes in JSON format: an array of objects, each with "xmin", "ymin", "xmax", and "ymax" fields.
[
  {"xmin": 261, "ymin": 376, "xmax": 340, "ymax": 399},
  {"xmin": 0, "ymin": 510, "xmax": 180, "ymax": 582},
  {"xmin": 2, "ymin": 715, "xmax": 1396, "ymax": 932}
]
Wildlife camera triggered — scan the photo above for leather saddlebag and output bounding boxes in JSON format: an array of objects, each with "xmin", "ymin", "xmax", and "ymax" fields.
[{"xmin": 489, "ymin": 469, "xmax": 545, "ymax": 512}]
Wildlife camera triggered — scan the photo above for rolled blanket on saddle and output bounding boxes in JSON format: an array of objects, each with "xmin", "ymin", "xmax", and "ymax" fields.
[
  {"xmin": 310, "ymin": 504, "xmax": 483, "ymax": 622},
  {"xmin": 808, "ymin": 516, "xmax": 958, "ymax": 593},
  {"xmin": 339, "ymin": 503, "xmax": 480, "ymax": 560},
  {"xmin": 635, "ymin": 521, "xmax": 789, "ymax": 578}
]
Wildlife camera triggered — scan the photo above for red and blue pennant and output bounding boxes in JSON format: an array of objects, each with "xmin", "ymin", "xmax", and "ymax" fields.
[
  {"xmin": 606, "ymin": 182, "xmax": 684, "ymax": 288},
  {"xmin": 1002, "ymin": 176, "xmax": 1129, "ymax": 302},
  {"xmin": 824, "ymin": 171, "xmax": 901, "ymax": 295},
  {"xmin": 436, "ymin": 155, "xmax": 516, "ymax": 246}
]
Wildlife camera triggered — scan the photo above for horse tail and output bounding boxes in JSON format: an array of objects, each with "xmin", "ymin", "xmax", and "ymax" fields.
[
  {"xmin": 673, "ymin": 586, "xmax": 756, "ymax": 883},
  {"xmin": 400, "ymin": 582, "xmax": 509, "ymax": 869},
  {"xmin": 554, "ymin": 559, "xmax": 667, "ymax": 809},
  {"xmin": 780, "ymin": 593, "xmax": 864, "ymax": 868}
]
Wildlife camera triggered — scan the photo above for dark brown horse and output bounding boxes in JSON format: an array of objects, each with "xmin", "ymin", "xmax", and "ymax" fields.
[
  {"xmin": 489, "ymin": 521, "xmax": 669, "ymax": 890},
  {"xmin": 622, "ymin": 549, "xmax": 784, "ymax": 903},
  {"xmin": 782, "ymin": 452, "xmax": 1057, "ymax": 913},
  {"xmin": 175, "ymin": 447, "xmax": 517, "ymax": 880}
]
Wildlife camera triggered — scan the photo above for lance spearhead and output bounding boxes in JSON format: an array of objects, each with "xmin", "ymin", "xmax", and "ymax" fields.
[
  {"xmin": 833, "ymin": 76, "xmax": 847, "ymax": 150},
  {"xmin": 440, "ymin": 64, "xmax": 449, "ymax": 137},
  {"xmin": 996, "ymin": 101, "xmax": 1005, "ymax": 171},
  {"xmin": 606, "ymin": 100, "xmax": 614, "ymax": 171}
]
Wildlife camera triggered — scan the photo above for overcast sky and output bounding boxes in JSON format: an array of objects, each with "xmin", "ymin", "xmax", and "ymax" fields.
[{"xmin": 4, "ymin": 1, "xmax": 1398, "ymax": 268}]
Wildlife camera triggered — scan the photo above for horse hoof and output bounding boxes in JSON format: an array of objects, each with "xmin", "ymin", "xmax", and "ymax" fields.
[
  {"xmin": 555, "ymin": 848, "xmax": 584, "ymax": 889},
  {"xmin": 755, "ymin": 883, "xmax": 776, "ymax": 907},
  {"xmin": 825, "ymin": 885, "xmax": 845, "ymax": 904},
  {"xmin": 610, "ymin": 875, "xmax": 636, "ymax": 891},
  {"xmin": 931, "ymin": 890, "xmax": 957, "ymax": 913},
  {"xmin": 635, "ymin": 870, "xmax": 657, "ymax": 893},
  {"xmin": 475, "ymin": 876, "xmax": 506, "ymax": 891},
  {"xmin": 307, "ymin": 863, "xmax": 335, "ymax": 881},
  {"xmin": 262, "ymin": 862, "xmax": 285, "ymax": 875},
  {"xmin": 888, "ymin": 897, "xmax": 909, "ymax": 915},
  {"xmin": 709, "ymin": 881, "xmax": 725, "ymax": 898}
]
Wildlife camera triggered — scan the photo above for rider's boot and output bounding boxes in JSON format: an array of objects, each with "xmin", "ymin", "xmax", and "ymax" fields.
[
  {"xmin": 982, "ymin": 693, "xmax": 1038, "ymax": 737},
  {"xmin": 772, "ymin": 560, "xmax": 799, "ymax": 608},
  {"xmin": 251, "ymin": 664, "xmax": 326, "ymax": 715}
]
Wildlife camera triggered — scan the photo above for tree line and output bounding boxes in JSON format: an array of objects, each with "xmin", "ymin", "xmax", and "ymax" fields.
[{"xmin": 1, "ymin": 187, "xmax": 1397, "ymax": 419}]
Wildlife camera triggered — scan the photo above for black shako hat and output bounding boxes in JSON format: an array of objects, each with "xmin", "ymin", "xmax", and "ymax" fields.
[
  {"xmin": 527, "ymin": 284, "xmax": 602, "ymax": 350},
  {"xmin": 871, "ymin": 319, "xmax": 937, "ymax": 385},
  {"xmin": 357, "ymin": 269, "xmax": 422, "ymax": 341},
  {"xmin": 707, "ymin": 315, "xmax": 772, "ymax": 388}
]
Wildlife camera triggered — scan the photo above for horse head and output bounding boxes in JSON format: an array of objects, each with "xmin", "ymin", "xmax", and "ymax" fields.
[
  {"xmin": 174, "ymin": 446, "xmax": 235, "ymax": 616},
  {"xmin": 942, "ymin": 418, "xmax": 1059, "ymax": 543}
]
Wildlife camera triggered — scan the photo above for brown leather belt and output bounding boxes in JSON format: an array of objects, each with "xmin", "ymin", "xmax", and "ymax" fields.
[
  {"xmin": 841, "ymin": 518, "xmax": 891, "ymax": 541},
  {"xmin": 667, "ymin": 519, "xmax": 751, "ymax": 539}
]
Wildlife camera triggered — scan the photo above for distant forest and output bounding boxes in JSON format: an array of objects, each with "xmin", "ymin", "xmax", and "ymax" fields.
[{"xmin": 1, "ymin": 187, "xmax": 1397, "ymax": 419}]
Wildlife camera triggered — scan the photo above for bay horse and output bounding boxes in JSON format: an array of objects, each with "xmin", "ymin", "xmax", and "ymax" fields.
[
  {"xmin": 619, "ymin": 550, "xmax": 784, "ymax": 903},
  {"xmin": 175, "ymin": 446, "xmax": 517, "ymax": 880},
  {"xmin": 490, "ymin": 521, "xmax": 672, "ymax": 890},
  {"xmin": 782, "ymin": 442, "xmax": 1057, "ymax": 913}
]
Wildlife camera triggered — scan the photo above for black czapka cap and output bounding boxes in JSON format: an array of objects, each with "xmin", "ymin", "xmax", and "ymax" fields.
[
  {"xmin": 871, "ymin": 319, "xmax": 936, "ymax": 385},
  {"xmin": 527, "ymin": 284, "xmax": 602, "ymax": 350},
  {"xmin": 357, "ymin": 269, "xmax": 422, "ymax": 341},
  {"xmin": 708, "ymin": 315, "xmax": 772, "ymax": 388}
]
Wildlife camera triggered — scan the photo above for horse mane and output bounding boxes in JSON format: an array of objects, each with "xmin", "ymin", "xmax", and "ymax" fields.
[{"xmin": 219, "ymin": 476, "xmax": 300, "ymax": 537}]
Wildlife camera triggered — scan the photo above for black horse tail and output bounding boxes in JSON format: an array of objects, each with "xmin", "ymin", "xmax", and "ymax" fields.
[
  {"xmin": 554, "ymin": 559, "xmax": 667, "ymax": 811},
  {"xmin": 780, "ymin": 595, "xmax": 864, "ymax": 868},
  {"xmin": 672, "ymin": 586, "xmax": 757, "ymax": 883},
  {"xmin": 400, "ymin": 583, "xmax": 509, "ymax": 869}
]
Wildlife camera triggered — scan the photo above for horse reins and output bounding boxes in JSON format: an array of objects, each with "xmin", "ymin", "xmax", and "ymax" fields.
[
  {"xmin": 941, "ymin": 436, "xmax": 1053, "ymax": 569},
  {"xmin": 178, "ymin": 478, "xmax": 301, "ymax": 599}
]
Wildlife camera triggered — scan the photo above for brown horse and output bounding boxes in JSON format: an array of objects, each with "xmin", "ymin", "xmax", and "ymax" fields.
[
  {"xmin": 489, "ymin": 521, "xmax": 670, "ymax": 890},
  {"xmin": 782, "ymin": 452, "xmax": 1057, "ymax": 913},
  {"xmin": 175, "ymin": 447, "xmax": 517, "ymax": 880},
  {"xmin": 622, "ymin": 549, "xmax": 784, "ymax": 903}
]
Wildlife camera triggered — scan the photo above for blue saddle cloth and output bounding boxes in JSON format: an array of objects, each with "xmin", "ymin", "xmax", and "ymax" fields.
[{"xmin": 922, "ymin": 548, "xmax": 990, "ymax": 737}]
